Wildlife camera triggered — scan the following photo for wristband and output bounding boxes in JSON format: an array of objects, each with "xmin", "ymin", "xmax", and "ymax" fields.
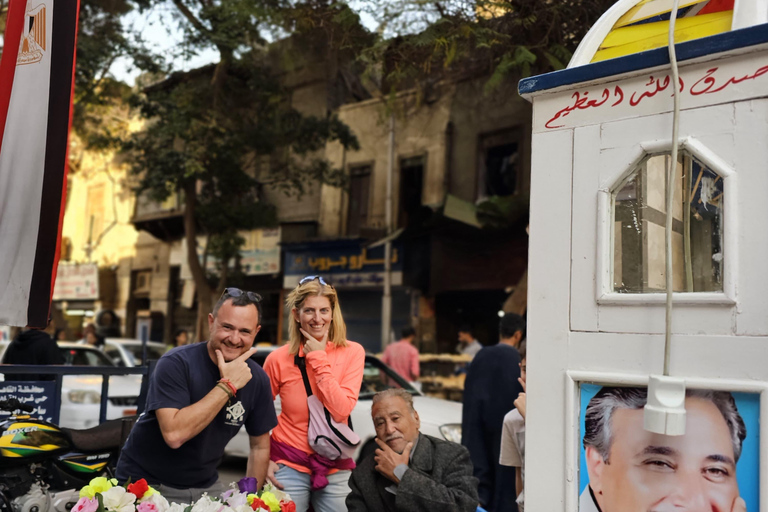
[
  {"xmin": 216, "ymin": 382, "xmax": 234, "ymax": 399},
  {"xmin": 219, "ymin": 378, "xmax": 238, "ymax": 396}
]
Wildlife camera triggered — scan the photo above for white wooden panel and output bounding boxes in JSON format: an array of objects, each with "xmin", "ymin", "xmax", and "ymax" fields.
[
  {"xmin": 569, "ymin": 331, "xmax": 665, "ymax": 375},
  {"xmin": 599, "ymin": 103, "xmax": 736, "ymax": 152},
  {"xmin": 526, "ymin": 128, "xmax": 574, "ymax": 511},
  {"xmin": 673, "ymin": 335, "xmax": 768, "ymax": 380},
  {"xmin": 570, "ymin": 125, "xmax": 601, "ymax": 332},
  {"xmin": 584, "ymin": 105, "xmax": 739, "ymax": 335},
  {"xmin": 734, "ymin": 99, "xmax": 768, "ymax": 335},
  {"xmin": 570, "ymin": 331, "xmax": 768, "ymax": 381},
  {"xmin": 597, "ymin": 303, "xmax": 735, "ymax": 334}
]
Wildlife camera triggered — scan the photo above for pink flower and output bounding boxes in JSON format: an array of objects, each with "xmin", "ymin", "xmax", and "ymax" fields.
[
  {"xmin": 138, "ymin": 502, "xmax": 159, "ymax": 512},
  {"xmin": 72, "ymin": 497, "xmax": 99, "ymax": 512}
]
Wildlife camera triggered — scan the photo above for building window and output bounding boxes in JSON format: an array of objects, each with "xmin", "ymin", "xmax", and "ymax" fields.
[
  {"xmin": 399, "ymin": 156, "xmax": 426, "ymax": 228},
  {"xmin": 347, "ymin": 165, "xmax": 371, "ymax": 236},
  {"xmin": 613, "ymin": 151, "xmax": 723, "ymax": 293},
  {"xmin": 477, "ymin": 129, "xmax": 522, "ymax": 200}
]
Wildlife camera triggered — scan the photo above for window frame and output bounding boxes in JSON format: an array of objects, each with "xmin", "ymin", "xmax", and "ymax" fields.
[{"xmin": 597, "ymin": 137, "xmax": 737, "ymax": 305}]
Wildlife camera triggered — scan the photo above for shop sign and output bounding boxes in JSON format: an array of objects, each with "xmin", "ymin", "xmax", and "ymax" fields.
[
  {"xmin": 193, "ymin": 228, "xmax": 281, "ymax": 277},
  {"xmin": 0, "ymin": 382, "xmax": 60, "ymax": 424},
  {"xmin": 283, "ymin": 242, "xmax": 403, "ymax": 288},
  {"xmin": 52, "ymin": 263, "xmax": 99, "ymax": 300}
]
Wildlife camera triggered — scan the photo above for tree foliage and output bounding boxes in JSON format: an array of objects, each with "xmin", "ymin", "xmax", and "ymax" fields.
[
  {"xmin": 126, "ymin": 0, "xmax": 367, "ymax": 339},
  {"xmin": 357, "ymin": 0, "xmax": 615, "ymax": 94}
]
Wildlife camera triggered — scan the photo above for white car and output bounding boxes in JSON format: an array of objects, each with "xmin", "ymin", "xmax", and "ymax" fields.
[
  {"xmin": 224, "ymin": 347, "xmax": 463, "ymax": 462},
  {"xmin": 103, "ymin": 338, "xmax": 168, "ymax": 367},
  {"xmin": 0, "ymin": 341, "xmax": 142, "ymax": 430}
]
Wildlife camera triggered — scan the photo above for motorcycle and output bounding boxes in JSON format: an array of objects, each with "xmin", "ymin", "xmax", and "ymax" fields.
[{"xmin": 0, "ymin": 398, "xmax": 132, "ymax": 512}]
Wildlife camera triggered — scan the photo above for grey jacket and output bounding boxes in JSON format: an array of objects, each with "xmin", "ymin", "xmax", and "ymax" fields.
[{"xmin": 346, "ymin": 433, "xmax": 479, "ymax": 512}]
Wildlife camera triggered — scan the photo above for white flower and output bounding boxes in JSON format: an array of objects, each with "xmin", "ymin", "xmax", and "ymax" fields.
[
  {"xmin": 101, "ymin": 487, "xmax": 137, "ymax": 512},
  {"xmin": 233, "ymin": 505, "xmax": 252, "ymax": 512},
  {"xmin": 167, "ymin": 502, "xmax": 188, "ymax": 512},
  {"xmin": 190, "ymin": 496, "xmax": 221, "ymax": 512},
  {"xmin": 224, "ymin": 492, "xmax": 247, "ymax": 509},
  {"xmin": 141, "ymin": 493, "xmax": 170, "ymax": 512}
]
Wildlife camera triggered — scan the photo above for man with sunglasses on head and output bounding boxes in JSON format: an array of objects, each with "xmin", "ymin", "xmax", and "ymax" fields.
[{"xmin": 117, "ymin": 288, "xmax": 278, "ymax": 502}]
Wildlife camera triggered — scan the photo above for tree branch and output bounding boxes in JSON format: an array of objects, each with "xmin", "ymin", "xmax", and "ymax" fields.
[{"xmin": 171, "ymin": 0, "xmax": 212, "ymax": 38}]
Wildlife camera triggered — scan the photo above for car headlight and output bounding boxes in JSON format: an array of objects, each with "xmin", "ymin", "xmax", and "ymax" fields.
[
  {"xmin": 68, "ymin": 390, "xmax": 101, "ymax": 404},
  {"xmin": 439, "ymin": 423, "xmax": 462, "ymax": 443}
]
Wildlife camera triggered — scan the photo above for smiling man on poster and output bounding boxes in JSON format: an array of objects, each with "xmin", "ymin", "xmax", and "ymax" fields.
[{"xmin": 581, "ymin": 387, "xmax": 747, "ymax": 512}]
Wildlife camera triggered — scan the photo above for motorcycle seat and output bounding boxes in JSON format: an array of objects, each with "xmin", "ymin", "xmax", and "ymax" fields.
[{"xmin": 62, "ymin": 416, "xmax": 136, "ymax": 452}]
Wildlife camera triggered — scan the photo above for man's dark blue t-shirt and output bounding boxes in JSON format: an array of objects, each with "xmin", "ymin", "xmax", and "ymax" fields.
[{"xmin": 117, "ymin": 342, "xmax": 277, "ymax": 489}]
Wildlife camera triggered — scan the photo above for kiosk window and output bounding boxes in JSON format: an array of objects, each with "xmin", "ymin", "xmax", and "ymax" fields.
[{"xmin": 613, "ymin": 152, "xmax": 723, "ymax": 293}]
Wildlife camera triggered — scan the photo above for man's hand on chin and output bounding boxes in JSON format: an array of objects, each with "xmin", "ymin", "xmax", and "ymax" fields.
[{"xmin": 374, "ymin": 437, "xmax": 412, "ymax": 483}]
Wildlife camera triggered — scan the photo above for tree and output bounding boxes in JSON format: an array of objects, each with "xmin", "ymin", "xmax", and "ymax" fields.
[
  {"xmin": 127, "ymin": 1, "xmax": 366, "ymax": 340},
  {"xmin": 356, "ymin": 0, "xmax": 615, "ymax": 93}
]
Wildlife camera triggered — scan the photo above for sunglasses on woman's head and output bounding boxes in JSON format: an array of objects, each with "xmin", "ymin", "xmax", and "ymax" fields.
[
  {"xmin": 299, "ymin": 275, "xmax": 333, "ymax": 288},
  {"xmin": 222, "ymin": 287, "xmax": 262, "ymax": 302}
]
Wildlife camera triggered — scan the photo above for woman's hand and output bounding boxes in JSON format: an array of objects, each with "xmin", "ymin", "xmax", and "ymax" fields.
[
  {"xmin": 301, "ymin": 328, "xmax": 328, "ymax": 354},
  {"xmin": 266, "ymin": 460, "xmax": 284, "ymax": 489}
]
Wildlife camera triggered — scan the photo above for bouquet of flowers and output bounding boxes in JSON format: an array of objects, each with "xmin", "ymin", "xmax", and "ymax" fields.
[{"xmin": 73, "ymin": 477, "xmax": 295, "ymax": 512}]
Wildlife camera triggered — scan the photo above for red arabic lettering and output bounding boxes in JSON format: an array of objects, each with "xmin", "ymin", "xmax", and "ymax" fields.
[
  {"xmin": 630, "ymin": 75, "xmax": 669, "ymax": 106},
  {"xmin": 545, "ymin": 87, "xmax": 621, "ymax": 129},
  {"xmin": 611, "ymin": 85, "xmax": 624, "ymax": 106},
  {"xmin": 690, "ymin": 65, "xmax": 768, "ymax": 95}
]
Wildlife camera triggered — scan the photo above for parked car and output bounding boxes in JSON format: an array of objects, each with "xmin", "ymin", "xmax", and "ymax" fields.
[
  {"xmin": 224, "ymin": 346, "xmax": 463, "ymax": 462},
  {"xmin": 0, "ymin": 341, "xmax": 142, "ymax": 429},
  {"xmin": 104, "ymin": 338, "xmax": 168, "ymax": 367}
]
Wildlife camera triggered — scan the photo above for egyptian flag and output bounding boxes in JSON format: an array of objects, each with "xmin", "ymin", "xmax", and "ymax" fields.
[{"xmin": 0, "ymin": 0, "xmax": 80, "ymax": 327}]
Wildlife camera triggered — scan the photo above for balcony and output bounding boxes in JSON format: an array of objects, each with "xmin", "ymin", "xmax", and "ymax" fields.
[{"xmin": 131, "ymin": 191, "xmax": 185, "ymax": 241}]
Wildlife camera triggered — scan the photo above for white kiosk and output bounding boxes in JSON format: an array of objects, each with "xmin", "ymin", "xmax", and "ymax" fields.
[{"xmin": 520, "ymin": 1, "xmax": 768, "ymax": 510}]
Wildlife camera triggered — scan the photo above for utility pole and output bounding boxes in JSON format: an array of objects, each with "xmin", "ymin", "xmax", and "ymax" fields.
[{"xmin": 382, "ymin": 113, "xmax": 395, "ymax": 351}]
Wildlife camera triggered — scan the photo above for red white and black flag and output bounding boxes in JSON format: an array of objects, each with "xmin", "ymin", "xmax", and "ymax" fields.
[{"xmin": 0, "ymin": 0, "xmax": 80, "ymax": 327}]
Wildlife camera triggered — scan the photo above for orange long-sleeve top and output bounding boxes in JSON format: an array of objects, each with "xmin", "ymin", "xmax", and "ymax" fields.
[{"xmin": 263, "ymin": 340, "xmax": 365, "ymax": 474}]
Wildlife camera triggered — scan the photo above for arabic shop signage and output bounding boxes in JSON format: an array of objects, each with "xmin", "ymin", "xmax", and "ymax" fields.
[
  {"xmin": 535, "ymin": 51, "xmax": 768, "ymax": 132},
  {"xmin": 0, "ymin": 382, "xmax": 60, "ymax": 424},
  {"xmin": 53, "ymin": 263, "xmax": 99, "ymax": 301},
  {"xmin": 283, "ymin": 241, "xmax": 404, "ymax": 289}
]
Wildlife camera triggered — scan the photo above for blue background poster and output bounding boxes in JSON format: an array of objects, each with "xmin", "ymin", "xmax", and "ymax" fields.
[{"xmin": 579, "ymin": 383, "xmax": 759, "ymax": 510}]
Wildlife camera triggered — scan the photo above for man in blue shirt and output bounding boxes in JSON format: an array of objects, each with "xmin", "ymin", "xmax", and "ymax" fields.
[
  {"xmin": 461, "ymin": 313, "xmax": 525, "ymax": 512},
  {"xmin": 117, "ymin": 289, "xmax": 277, "ymax": 502}
]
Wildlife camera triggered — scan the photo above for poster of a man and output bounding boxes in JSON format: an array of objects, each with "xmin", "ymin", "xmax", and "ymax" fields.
[{"xmin": 579, "ymin": 385, "xmax": 760, "ymax": 512}]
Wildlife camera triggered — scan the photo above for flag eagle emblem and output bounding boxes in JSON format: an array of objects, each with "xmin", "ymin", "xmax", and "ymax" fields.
[{"xmin": 17, "ymin": 4, "xmax": 46, "ymax": 66}]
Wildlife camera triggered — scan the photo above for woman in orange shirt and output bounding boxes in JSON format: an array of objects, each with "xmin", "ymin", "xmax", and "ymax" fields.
[{"xmin": 264, "ymin": 276, "xmax": 365, "ymax": 512}]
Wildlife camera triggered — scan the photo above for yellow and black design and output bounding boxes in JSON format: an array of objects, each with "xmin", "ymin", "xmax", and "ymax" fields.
[
  {"xmin": 0, "ymin": 421, "xmax": 67, "ymax": 458},
  {"xmin": 17, "ymin": 3, "xmax": 46, "ymax": 66}
]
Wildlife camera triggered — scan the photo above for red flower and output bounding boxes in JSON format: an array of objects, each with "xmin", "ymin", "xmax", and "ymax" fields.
[
  {"xmin": 251, "ymin": 498, "xmax": 269, "ymax": 511},
  {"xmin": 127, "ymin": 479, "xmax": 149, "ymax": 499},
  {"xmin": 279, "ymin": 501, "xmax": 296, "ymax": 512}
]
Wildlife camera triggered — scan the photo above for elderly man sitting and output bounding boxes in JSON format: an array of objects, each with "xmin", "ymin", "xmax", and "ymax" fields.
[{"xmin": 346, "ymin": 389, "xmax": 479, "ymax": 512}]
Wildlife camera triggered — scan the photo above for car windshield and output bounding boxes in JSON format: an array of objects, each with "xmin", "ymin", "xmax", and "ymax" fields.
[
  {"xmin": 359, "ymin": 357, "xmax": 418, "ymax": 399},
  {"xmin": 250, "ymin": 351, "xmax": 418, "ymax": 399},
  {"xmin": 61, "ymin": 347, "xmax": 115, "ymax": 366}
]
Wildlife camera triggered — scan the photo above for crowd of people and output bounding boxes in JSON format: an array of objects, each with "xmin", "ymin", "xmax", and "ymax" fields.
[{"xmin": 3, "ymin": 276, "xmax": 528, "ymax": 512}]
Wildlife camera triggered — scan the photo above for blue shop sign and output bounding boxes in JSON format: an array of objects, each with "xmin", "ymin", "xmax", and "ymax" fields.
[{"xmin": 284, "ymin": 241, "xmax": 404, "ymax": 288}]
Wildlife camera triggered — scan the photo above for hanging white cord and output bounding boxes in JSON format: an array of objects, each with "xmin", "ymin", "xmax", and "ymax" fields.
[{"xmin": 664, "ymin": 0, "xmax": 682, "ymax": 376}]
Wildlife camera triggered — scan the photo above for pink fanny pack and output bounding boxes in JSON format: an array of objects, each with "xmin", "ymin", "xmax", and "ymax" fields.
[{"xmin": 295, "ymin": 355, "xmax": 360, "ymax": 460}]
